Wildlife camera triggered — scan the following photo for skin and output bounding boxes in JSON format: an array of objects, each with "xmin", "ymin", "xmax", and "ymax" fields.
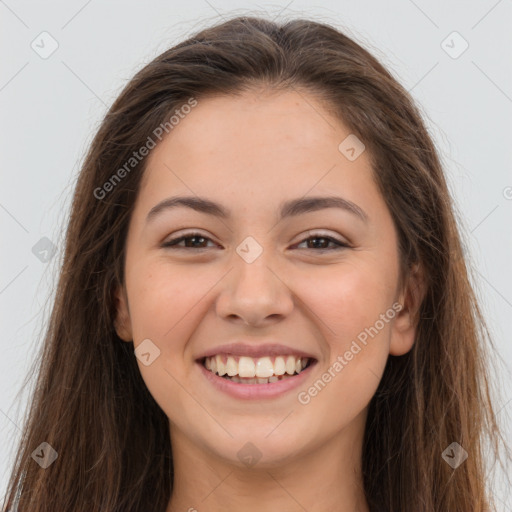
[{"xmin": 114, "ymin": 88, "xmax": 425, "ymax": 512}]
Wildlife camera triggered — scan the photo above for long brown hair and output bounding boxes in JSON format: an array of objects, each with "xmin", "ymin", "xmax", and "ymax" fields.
[{"xmin": 2, "ymin": 15, "xmax": 509, "ymax": 512}]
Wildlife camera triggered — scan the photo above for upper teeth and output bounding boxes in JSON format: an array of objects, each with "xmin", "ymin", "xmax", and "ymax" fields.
[{"xmin": 204, "ymin": 355, "xmax": 309, "ymax": 378}]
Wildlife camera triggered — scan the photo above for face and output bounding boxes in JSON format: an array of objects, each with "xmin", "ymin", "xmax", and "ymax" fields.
[{"xmin": 114, "ymin": 89, "xmax": 422, "ymax": 468}]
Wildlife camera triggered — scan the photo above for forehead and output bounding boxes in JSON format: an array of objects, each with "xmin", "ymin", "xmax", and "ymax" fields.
[
  {"xmin": 136, "ymin": 89, "xmax": 383, "ymax": 223},
  {"xmin": 150, "ymin": 89, "xmax": 346, "ymax": 168}
]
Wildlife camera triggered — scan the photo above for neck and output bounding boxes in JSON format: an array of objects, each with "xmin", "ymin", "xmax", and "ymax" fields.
[{"xmin": 166, "ymin": 409, "xmax": 370, "ymax": 512}]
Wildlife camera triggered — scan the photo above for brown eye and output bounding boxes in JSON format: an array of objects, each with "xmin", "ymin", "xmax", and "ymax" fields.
[
  {"xmin": 161, "ymin": 232, "xmax": 350, "ymax": 252},
  {"xmin": 295, "ymin": 234, "xmax": 350, "ymax": 251},
  {"xmin": 162, "ymin": 232, "xmax": 216, "ymax": 250}
]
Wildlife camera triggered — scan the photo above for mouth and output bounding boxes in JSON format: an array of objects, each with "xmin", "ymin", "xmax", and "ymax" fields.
[{"xmin": 198, "ymin": 354, "xmax": 316, "ymax": 385}]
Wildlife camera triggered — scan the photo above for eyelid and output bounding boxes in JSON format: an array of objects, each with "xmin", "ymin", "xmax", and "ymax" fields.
[
  {"xmin": 292, "ymin": 234, "xmax": 351, "ymax": 251},
  {"xmin": 161, "ymin": 229, "xmax": 351, "ymax": 251},
  {"xmin": 161, "ymin": 229, "xmax": 218, "ymax": 248},
  {"xmin": 297, "ymin": 229, "xmax": 350, "ymax": 246}
]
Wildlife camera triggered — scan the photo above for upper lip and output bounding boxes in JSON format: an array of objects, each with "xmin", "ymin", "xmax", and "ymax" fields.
[{"xmin": 195, "ymin": 342, "xmax": 318, "ymax": 361}]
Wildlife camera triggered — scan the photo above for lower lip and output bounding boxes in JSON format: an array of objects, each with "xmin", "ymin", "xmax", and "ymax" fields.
[{"xmin": 197, "ymin": 360, "xmax": 317, "ymax": 400}]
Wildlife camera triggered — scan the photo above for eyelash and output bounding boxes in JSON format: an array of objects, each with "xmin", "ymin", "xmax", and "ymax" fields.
[{"xmin": 161, "ymin": 231, "xmax": 351, "ymax": 252}]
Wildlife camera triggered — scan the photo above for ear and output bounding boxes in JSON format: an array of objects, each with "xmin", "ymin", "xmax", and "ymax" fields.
[
  {"xmin": 389, "ymin": 263, "xmax": 427, "ymax": 356},
  {"xmin": 113, "ymin": 283, "xmax": 133, "ymax": 342}
]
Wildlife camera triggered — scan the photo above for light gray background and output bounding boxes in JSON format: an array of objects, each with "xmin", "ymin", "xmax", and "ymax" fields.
[{"xmin": 1, "ymin": 0, "xmax": 511, "ymax": 509}]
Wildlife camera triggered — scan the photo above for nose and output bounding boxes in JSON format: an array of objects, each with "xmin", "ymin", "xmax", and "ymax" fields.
[{"xmin": 215, "ymin": 251, "xmax": 295, "ymax": 327}]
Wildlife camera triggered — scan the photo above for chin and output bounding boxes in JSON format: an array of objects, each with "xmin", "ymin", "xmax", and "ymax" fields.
[{"xmin": 202, "ymin": 429, "xmax": 307, "ymax": 469}]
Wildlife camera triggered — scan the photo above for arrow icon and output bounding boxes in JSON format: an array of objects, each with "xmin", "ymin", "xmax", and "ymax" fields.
[
  {"xmin": 338, "ymin": 134, "xmax": 365, "ymax": 161},
  {"xmin": 32, "ymin": 236, "xmax": 57, "ymax": 262},
  {"xmin": 31, "ymin": 442, "xmax": 58, "ymax": 468},
  {"xmin": 135, "ymin": 339, "xmax": 161, "ymax": 366},
  {"xmin": 237, "ymin": 441, "xmax": 262, "ymax": 467},
  {"xmin": 442, "ymin": 442, "xmax": 468, "ymax": 468},
  {"xmin": 440, "ymin": 31, "xmax": 469, "ymax": 59},
  {"xmin": 30, "ymin": 31, "xmax": 59, "ymax": 60},
  {"xmin": 236, "ymin": 236, "xmax": 263, "ymax": 263}
]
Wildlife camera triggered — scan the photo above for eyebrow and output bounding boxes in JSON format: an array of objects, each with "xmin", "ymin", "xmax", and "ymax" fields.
[{"xmin": 146, "ymin": 195, "xmax": 368, "ymax": 224}]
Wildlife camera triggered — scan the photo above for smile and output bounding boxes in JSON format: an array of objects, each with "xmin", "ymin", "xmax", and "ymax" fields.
[{"xmin": 203, "ymin": 354, "xmax": 312, "ymax": 384}]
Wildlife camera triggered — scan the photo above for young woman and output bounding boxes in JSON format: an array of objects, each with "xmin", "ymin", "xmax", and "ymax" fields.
[{"xmin": 2, "ymin": 15, "xmax": 509, "ymax": 512}]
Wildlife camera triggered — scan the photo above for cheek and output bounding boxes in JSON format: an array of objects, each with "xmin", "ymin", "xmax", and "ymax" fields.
[
  {"xmin": 308, "ymin": 259, "xmax": 397, "ymax": 345},
  {"xmin": 126, "ymin": 260, "xmax": 211, "ymax": 343},
  {"xmin": 125, "ymin": 261, "xmax": 213, "ymax": 419},
  {"xmin": 299, "ymin": 259, "xmax": 396, "ymax": 403}
]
